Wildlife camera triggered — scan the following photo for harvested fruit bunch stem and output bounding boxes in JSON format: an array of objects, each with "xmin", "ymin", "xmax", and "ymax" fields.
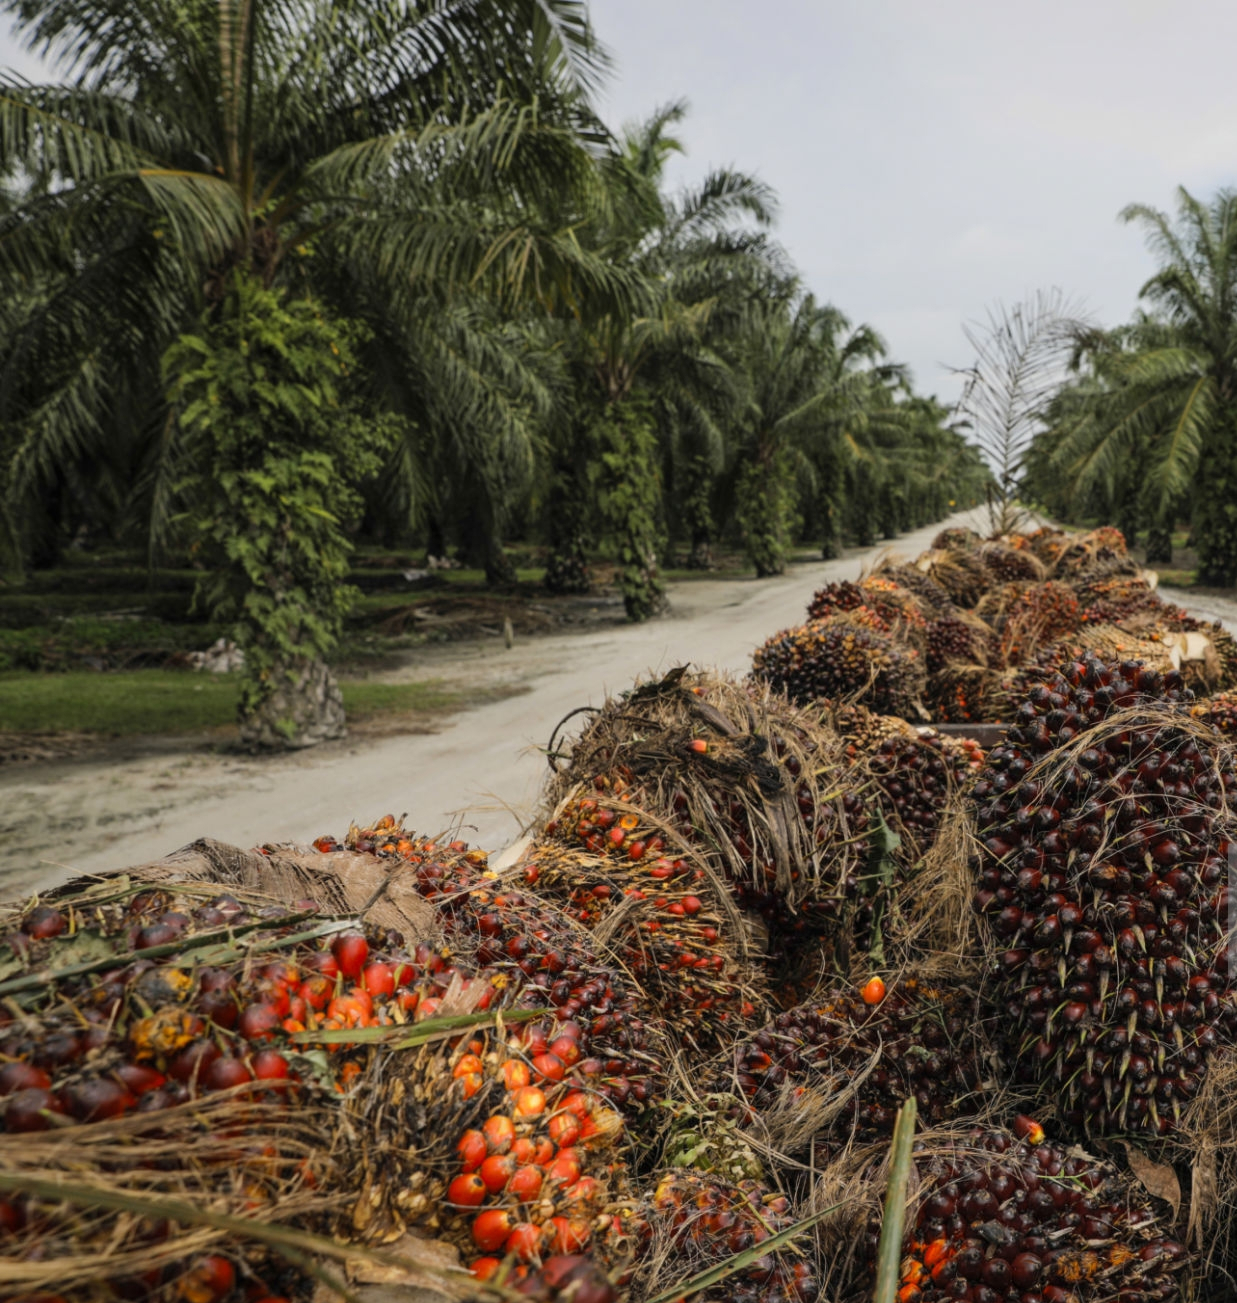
[
  {"xmin": 731, "ymin": 976, "xmax": 984, "ymax": 1153},
  {"xmin": 858, "ymin": 1120, "xmax": 1188, "ymax": 1303},
  {"xmin": 752, "ymin": 615, "xmax": 927, "ymax": 720},
  {"xmin": 970, "ymin": 653, "xmax": 1237, "ymax": 1136},
  {"xmin": 544, "ymin": 669, "xmax": 875, "ymax": 950}
]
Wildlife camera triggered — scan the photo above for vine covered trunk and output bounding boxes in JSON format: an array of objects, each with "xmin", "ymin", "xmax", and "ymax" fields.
[
  {"xmin": 239, "ymin": 656, "xmax": 347, "ymax": 749},
  {"xmin": 1195, "ymin": 421, "xmax": 1237, "ymax": 586}
]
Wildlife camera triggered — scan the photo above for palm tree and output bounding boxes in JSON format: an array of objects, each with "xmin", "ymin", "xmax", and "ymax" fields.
[
  {"xmin": 0, "ymin": 0, "xmax": 620, "ymax": 740},
  {"xmin": 732, "ymin": 293, "xmax": 897, "ymax": 574},
  {"xmin": 0, "ymin": 0, "xmax": 616, "ymax": 558},
  {"xmin": 543, "ymin": 100, "xmax": 781, "ymax": 616},
  {"xmin": 1043, "ymin": 189, "xmax": 1237, "ymax": 580}
]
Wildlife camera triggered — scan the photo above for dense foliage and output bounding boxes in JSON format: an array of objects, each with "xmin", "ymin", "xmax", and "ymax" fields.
[
  {"xmin": 1027, "ymin": 188, "xmax": 1237, "ymax": 581},
  {"xmin": 0, "ymin": 0, "xmax": 992, "ymax": 738}
]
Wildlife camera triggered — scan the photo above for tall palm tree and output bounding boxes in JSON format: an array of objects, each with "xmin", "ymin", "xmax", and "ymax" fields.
[
  {"xmin": 0, "ymin": 0, "xmax": 618, "ymax": 565},
  {"xmin": 543, "ymin": 100, "xmax": 781, "ymax": 615},
  {"xmin": 1044, "ymin": 189, "xmax": 1237, "ymax": 579},
  {"xmin": 732, "ymin": 293, "xmax": 897, "ymax": 574}
]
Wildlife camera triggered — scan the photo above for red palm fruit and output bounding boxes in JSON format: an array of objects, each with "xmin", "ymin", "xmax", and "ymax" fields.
[
  {"xmin": 513, "ymin": 1086, "xmax": 547, "ymax": 1118},
  {"xmin": 361, "ymin": 962, "xmax": 395, "ymax": 998},
  {"xmin": 547, "ymin": 1216, "xmax": 590, "ymax": 1255},
  {"xmin": 532, "ymin": 1053, "xmax": 565, "ymax": 1083},
  {"xmin": 169, "ymin": 1040, "xmax": 220, "ymax": 1083},
  {"xmin": 547, "ymin": 1113, "xmax": 581, "ymax": 1148},
  {"xmin": 5, "ymin": 1087, "xmax": 65, "ymax": 1131},
  {"xmin": 565, "ymin": 1176, "xmax": 600, "ymax": 1204},
  {"xmin": 61, "ymin": 1078, "xmax": 135, "ymax": 1122},
  {"xmin": 180, "ymin": 1255, "xmax": 235, "ymax": 1303},
  {"xmin": 458, "ymin": 1129, "xmax": 488, "ymax": 1170},
  {"xmin": 503, "ymin": 1059, "xmax": 532, "ymax": 1091},
  {"xmin": 471, "ymin": 1208, "xmax": 513, "ymax": 1253},
  {"xmin": 23, "ymin": 906, "xmax": 67, "ymax": 939},
  {"xmin": 479, "ymin": 1153, "xmax": 516, "ymax": 1194},
  {"xmin": 505, "ymin": 1221, "xmax": 545, "ymax": 1262},
  {"xmin": 546, "ymin": 1151, "xmax": 581, "ymax": 1185},
  {"xmin": 549, "ymin": 1035, "xmax": 581, "ymax": 1066},
  {"xmin": 522, "ymin": 1026, "xmax": 549, "ymax": 1056},
  {"xmin": 509, "ymin": 1165, "xmax": 544, "ymax": 1202},
  {"xmin": 469, "ymin": 1258, "xmax": 502, "ymax": 1281},
  {"xmin": 302, "ymin": 950, "xmax": 340, "ymax": 980},
  {"xmin": 457, "ymin": 1072, "xmax": 483, "ymax": 1100},
  {"xmin": 537, "ymin": 1256, "xmax": 616, "ymax": 1303},
  {"xmin": 330, "ymin": 932, "xmax": 369, "ymax": 980},
  {"xmin": 861, "ymin": 976, "xmax": 886, "ymax": 1005},
  {"xmin": 689, "ymin": 739, "xmax": 708, "ymax": 754},
  {"xmin": 0, "ymin": 1062, "xmax": 52, "ymax": 1095},
  {"xmin": 262, "ymin": 960, "xmax": 299, "ymax": 988},
  {"xmin": 415, "ymin": 996, "xmax": 441, "ymax": 1021},
  {"xmin": 560, "ymin": 1090, "xmax": 591, "ymax": 1119},
  {"xmin": 482, "ymin": 1114, "xmax": 515, "ymax": 1154},
  {"xmin": 447, "ymin": 1173, "xmax": 487, "ymax": 1207},
  {"xmin": 114, "ymin": 1064, "xmax": 166, "ymax": 1095},
  {"xmin": 238, "ymin": 1003, "xmax": 280, "ymax": 1042},
  {"xmin": 252, "ymin": 1050, "xmax": 290, "ymax": 1081},
  {"xmin": 205, "ymin": 1057, "xmax": 253, "ymax": 1091},
  {"xmin": 453, "ymin": 1054, "xmax": 484, "ymax": 1079},
  {"xmin": 299, "ymin": 975, "xmax": 333, "ymax": 1011},
  {"xmin": 1013, "ymin": 1115, "xmax": 1046, "ymax": 1145}
]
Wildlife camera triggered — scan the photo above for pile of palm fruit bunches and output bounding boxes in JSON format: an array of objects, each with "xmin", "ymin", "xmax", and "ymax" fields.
[{"xmin": 6, "ymin": 531, "xmax": 1237, "ymax": 1303}]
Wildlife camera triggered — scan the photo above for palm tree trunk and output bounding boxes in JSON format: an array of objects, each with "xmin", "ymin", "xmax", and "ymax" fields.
[
  {"xmin": 239, "ymin": 656, "xmax": 347, "ymax": 750},
  {"xmin": 1144, "ymin": 526, "xmax": 1173, "ymax": 565},
  {"xmin": 1195, "ymin": 425, "xmax": 1237, "ymax": 585}
]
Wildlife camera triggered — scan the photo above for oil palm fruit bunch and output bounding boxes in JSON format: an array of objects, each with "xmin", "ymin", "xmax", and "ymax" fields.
[
  {"xmin": 1024, "ymin": 525, "xmax": 1069, "ymax": 570},
  {"xmin": 926, "ymin": 612, "xmax": 991, "ymax": 675},
  {"xmin": 731, "ymin": 977, "xmax": 983, "ymax": 1150},
  {"xmin": 1193, "ymin": 691, "xmax": 1237, "ymax": 735},
  {"xmin": 752, "ymin": 616, "xmax": 927, "ymax": 719},
  {"xmin": 637, "ymin": 1169, "xmax": 819, "ymax": 1303},
  {"xmin": 933, "ymin": 526, "xmax": 982, "ymax": 551},
  {"xmin": 858, "ymin": 575, "xmax": 931, "ymax": 640},
  {"xmin": 325, "ymin": 819, "xmax": 662, "ymax": 1112},
  {"xmin": 443, "ymin": 1057, "xmax": 637, "ymax": 1279},
  {"xmin": 874, "ymin": 562, "xmax": 958, "ymax": 615},
  {"xmin": 858, "ymin": 1120, "xmax": 1188, "ymax": 1303},
  {"xmin": 806, "ymin": 579, "xmax": 880, "ymax": 622},
  {"xmin": 970, "ymin": 653, "xmax": 1237, "ymax": 1135},
  {"xmin": 864, "ymin": 729, "xmax": 978, "ymax": 861},
  {"xmin": 979, "ymin": 541, "xmax": 1044, "ymax": 584},
  {"xmin": 926, "ymin": 664, "xmax": 996, "ymax": 725},
  {"xmin": 521, "ymin": 827, "xmax": 760, "ymax": 1051},
  {"xmin": 543, "ymin": 670, "xmax": 875, "ymax": 951},
  {"xmin": 985, "ymin": 581, "xmax": 1082, "ymax": 654},
  {"xmin": 919, "ymin": 549, "xmax": 993, "ymax": 609},
  {"xmin": 0, "ymin": 877, "xmax": 520, "ymax": 1298}
]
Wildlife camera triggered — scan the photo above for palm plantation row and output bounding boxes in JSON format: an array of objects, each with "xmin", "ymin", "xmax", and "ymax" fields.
[
  {"xmin": 0, "ymin": 0, "xmax": 989, "ymax": 743},
  {"xmin": 1025, "ymin": 188, "xmax": 1237, "ymax": 586}
]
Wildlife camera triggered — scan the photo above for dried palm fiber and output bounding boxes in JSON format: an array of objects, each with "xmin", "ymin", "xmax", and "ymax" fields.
[
  {"xmin": 819, "ymin": 1119, "xmax": 1190, "ymax": 1303},
  {"xmin": 628, "ymin": 1167, "xmax": 818, "ymax": 1303},
  {"xmin": 979, "ymin": 539, "xmax": 1047, "ymax": 584},
  {"xmin": 916, "ymin": 547, "xmax": 993, "ymax": 608},
  {"xmin": 752, "ymin": 614, "xmax": 928, "ymax": 720},
  {"xmin": 1171, "ymin": 616, "xmax": 1237, "ymax": 692},
  {"xmin": 541, "ymin": 668, "xmax": 876, "ymax": 968},
  {"xmin": 869, "ymin": 558, "xmax": 959, "ymax": 615},
  {"xmin": 932, "ymin": 525, "xmax": 982, "ymax": 551},
  {"xmin": 725, "ymin": 973, "xmax": 989, "ymax": 1161},
  {"xmin": 970, "ymin": 654, "xmax": 1237, "ymax": 1137}
]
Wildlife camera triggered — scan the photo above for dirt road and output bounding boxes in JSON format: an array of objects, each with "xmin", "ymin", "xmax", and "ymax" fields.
[{"xmin": 8, "ymin": 510, "xmax": 1231, "ymax": 900}]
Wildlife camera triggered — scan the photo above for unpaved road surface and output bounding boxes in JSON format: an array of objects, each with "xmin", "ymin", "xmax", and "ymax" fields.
[{"xmin": 5, "ymin": 510, "xmax": 1232, "ymax": 900}]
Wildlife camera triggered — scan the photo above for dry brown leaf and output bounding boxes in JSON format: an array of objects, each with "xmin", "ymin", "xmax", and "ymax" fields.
[{"xmin": 1121, "ymin": 1142, "xmax": 1181, "ymax": 1221}]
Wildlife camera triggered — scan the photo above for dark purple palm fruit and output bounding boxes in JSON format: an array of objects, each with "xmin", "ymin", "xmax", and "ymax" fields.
[
  {"xmin": 732, "ymin": 978, "xmax": 983, "ymax": 1149},
  {"xmin": 971, "ymin": 651, "xmax": 1237, "ymax": 1136},
  {"xmin": 861, "ymin": 1120, "xmax": 1189, "ymax": 1303},
  {"xmin": 865, "ymin": 730, "xmax": 974, "ymax": 861}
]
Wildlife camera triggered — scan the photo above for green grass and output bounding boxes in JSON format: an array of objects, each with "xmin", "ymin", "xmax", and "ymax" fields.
[{"xmin": 0, "ymin": 671, "xmax": 464, "ymax": 737}]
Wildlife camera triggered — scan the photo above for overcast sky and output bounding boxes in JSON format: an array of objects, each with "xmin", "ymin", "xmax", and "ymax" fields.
[{"xmin": 5, "ymin": 0, "xmax": 1237, "ymax": 404}]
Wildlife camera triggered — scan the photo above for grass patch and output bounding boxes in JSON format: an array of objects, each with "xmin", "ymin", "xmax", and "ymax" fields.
[{"xmin": 0, "ymin": 671, "xmax": 467, "ymax": 738}]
